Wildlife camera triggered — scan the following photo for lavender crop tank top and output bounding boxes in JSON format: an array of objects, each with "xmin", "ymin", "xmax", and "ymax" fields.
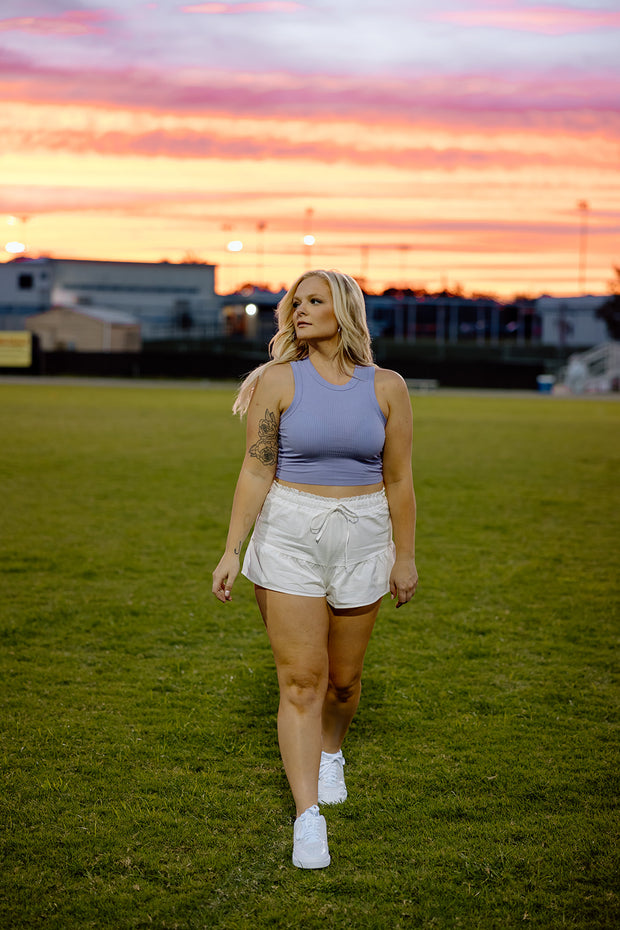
[{"xmin": 276, "ymin": 358, "xmax": 386, "ymax": 486}]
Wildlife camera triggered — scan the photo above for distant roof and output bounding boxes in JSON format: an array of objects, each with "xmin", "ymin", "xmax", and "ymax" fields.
[
  {"xmin": 537, "ymin": 295, "xmax": 607, "ymax": 311},
  {"xmin": 52, "ymin": 257, "xmax": 215, "ymax": 269},
  {"xmin": 223, "ymin": 286, "xmax": 287, "ymax": 300},
  {"xmin": 52, "ymin": 305, "xmax": 140, "ymax": 325}
]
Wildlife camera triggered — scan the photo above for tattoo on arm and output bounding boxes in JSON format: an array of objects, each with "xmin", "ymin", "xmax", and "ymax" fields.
[
  {"xmin": 233, "ymin": 541, "xmax": 242, "ymax": 555},
  {"xmin": 249, "ymin": 409, "xmax": 278, "ymax": 467}
]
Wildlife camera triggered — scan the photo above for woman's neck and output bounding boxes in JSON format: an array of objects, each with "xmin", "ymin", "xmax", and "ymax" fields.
[{"xmin": 306, "ymin": 345, "xmax": 354, "ymax": 384}]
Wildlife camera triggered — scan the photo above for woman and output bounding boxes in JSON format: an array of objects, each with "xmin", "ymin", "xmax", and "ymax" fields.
[{"xmin": 212, "ymin": 270, "xmax": 417, "ymax": 869}]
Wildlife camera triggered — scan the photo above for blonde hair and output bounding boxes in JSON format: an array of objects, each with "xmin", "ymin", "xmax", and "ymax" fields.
[{"xmin": 233, "ymin": 269, "xmax": 374, "ymax": 416}]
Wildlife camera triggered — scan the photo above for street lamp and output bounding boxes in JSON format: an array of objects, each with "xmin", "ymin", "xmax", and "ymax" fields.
[
  {"xmin": 256, "ymin": 221, "xmax": 266, "ymax": 284},
  {"xmin": 5, "ymin": 241, "xmax": 26, "ymax": 254},
  {"xmin": 398, "ymin": 244, "xmax": 410, "ymax": 287},
  {"xmin": 577, "ymin": 200, "xmax": 589, "ymax": 294},
  {"xmin": 304, "ymin": 208, "xmax": 314, "ymax": 270},
  {"xmin": 360, "ymin": 244, "xmax": 369, "ymax": 283}
]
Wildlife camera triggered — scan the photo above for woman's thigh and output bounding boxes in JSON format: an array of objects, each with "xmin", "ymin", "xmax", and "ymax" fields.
[
  {"xmin": 327, "ymin": 599, "xmax": 382, "ymax": 687},
  {"xmin": 254, "ymin": 586, "xmax": 331, "ymax": 681}
]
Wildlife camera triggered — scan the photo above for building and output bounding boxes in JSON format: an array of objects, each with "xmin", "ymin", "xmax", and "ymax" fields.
[
  {"xmin": 364, "ymin": 291, "xmax": 522, "ymax": 343},
  {"xmin": 0, "ymin": 258, "xmax": 51, "ymax": 329},
  {"xmin": 26, "ymin": 306, "xmax": 141, "ymax": 352},
  {"xmin": 0, "ymin": 257, "xmax": 219, "ymax": 340},
  {"xmin": 536, "ymin": 295, "xmax": 609, "ymax": 347},
  {"xmin": 220, "ymin": 286, "xmax": 285, "ymax": 343},
  {"xmin": 1, "ymin": 257, "xmax": 611, "ymax": 351}
]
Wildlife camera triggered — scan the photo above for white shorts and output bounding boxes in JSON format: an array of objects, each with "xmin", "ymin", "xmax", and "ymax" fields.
[{"xmin": 242, "ymin": 482, "xmax": 395, "ymax": 609}]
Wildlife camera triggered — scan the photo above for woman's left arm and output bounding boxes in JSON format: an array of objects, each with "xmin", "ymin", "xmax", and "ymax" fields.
[{"xmin": 377, "ymin": 369, "xmax": 418, "ymax": 607}]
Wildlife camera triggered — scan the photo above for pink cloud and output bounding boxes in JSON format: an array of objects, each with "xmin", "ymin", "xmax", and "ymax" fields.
[
  {"xmin": 433, "ymin": 5, "xmax": 620, "ymax": 35},
  {"xmin": 0, "ymin": 10, "xmax": 111, "ymax": 36},
  {"xmin": 0, "ymin": 51, "xmax": 618, "ymax": 145},
  {"xmin": 8, "ymin": 125, "xmax": 616, "ymax": 173},
  {"xmin": 182, "ymin": 2, "xmax": 304, "ymax": 13},
  {"xmin": 1, "ymin": 53, "xmax": 619, "ymax": 133}
]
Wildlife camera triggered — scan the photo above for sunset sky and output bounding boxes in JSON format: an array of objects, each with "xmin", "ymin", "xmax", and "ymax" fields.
[{"xmin": 1, "ymin": 0, "xmax": 619, "ymax": 296}]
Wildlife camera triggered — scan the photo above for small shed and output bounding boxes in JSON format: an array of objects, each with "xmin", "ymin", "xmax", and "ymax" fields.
[{"xmin": 25, "ymin": 306, "xmax": 141, "ymax": 352}]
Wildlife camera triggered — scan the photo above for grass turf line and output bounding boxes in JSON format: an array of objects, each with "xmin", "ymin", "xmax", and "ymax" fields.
[{"xmin": 0, "ymin": 384, "xmax": 618, "ymax": 929}]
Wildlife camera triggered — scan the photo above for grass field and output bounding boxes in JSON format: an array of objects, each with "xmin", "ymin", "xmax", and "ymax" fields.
[{"xmin": 1, "ymin": 382, "xmax": 618, "ymax": 930}]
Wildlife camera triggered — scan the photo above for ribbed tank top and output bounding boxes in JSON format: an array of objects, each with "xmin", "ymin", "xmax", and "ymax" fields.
[{"xmin": 276, "ymin": 358, "xmax": 386, "ymax": 486}]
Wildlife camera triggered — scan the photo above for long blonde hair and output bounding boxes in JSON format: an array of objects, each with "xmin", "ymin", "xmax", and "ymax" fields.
[{"xmin": 233, "ymin": 269, "xmax": 374, "ymax": 416}]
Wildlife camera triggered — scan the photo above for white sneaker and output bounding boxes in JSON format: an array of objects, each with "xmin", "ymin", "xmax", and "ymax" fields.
[
  {"xmin": 318, "ymin": 750, "xmax": 347, "ymax": 804},
  {"xmin": 292, "ymin": 805, "xmax": 330, "ymax": 869}
]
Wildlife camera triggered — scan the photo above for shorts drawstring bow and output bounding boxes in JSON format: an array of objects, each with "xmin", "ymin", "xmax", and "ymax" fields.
[{"xmin": 310, "ymin": 504, "xmax": 360, "ymax": 569}]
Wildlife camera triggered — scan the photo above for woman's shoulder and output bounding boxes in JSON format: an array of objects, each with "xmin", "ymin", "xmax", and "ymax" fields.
[
  {"xmin": 263, "ymin": 359, "xmax": 296, "ymax": 383},
  {"xmin": 254, "ymin": 361, "xmax": 295, "ymax": 409},
  {"xmin": 373, "ymin": 365, "xmax": 408, "ymax": 393},
  {"xmin": 372, "ymin": 366, "xmax": 410, "ymax": 413}
]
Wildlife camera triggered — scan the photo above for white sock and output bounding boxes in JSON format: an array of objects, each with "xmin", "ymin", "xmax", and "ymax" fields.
[{"xmin": 298, "ymin": 804, "xmax": 320, "ymax": 819}]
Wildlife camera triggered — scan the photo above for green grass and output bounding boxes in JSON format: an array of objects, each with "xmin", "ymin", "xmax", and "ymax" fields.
[{"xmin": 1, "ymin": 382, "xmax": 618, "ymax": 929}]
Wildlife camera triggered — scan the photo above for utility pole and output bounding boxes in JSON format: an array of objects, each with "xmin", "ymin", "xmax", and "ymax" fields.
[
  {"xmin": 256, "ymin": 221, "xmax": 266, "ymax": 285},
  {"xmin": 360, "ymin": 244, "xmax": 369, "ymax": 284},
  {"xmin": 399, "ymin": 244, "xmax": 410, "ymax": 288},
  {"xmin": 578, "ymin": 200, "xmax": 589, "ymax": 295}
]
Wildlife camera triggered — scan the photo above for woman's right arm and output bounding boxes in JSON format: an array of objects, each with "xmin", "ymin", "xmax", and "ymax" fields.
[{"xmin": 211, "ymin": 366, "xmax": 289, "ymax": 603}]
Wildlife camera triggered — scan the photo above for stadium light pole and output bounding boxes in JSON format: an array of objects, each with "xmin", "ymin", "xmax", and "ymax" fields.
[
  {"xmin": 399, "ymin": 244, "xmax": 410, "ymax": 288},
  {"xmin": 304, "ymin": 208, "xmax": 315, "ymax": 271},
  {"xmin": 577, "ymin": 200, "xmax": 589, "ymax": 295},
  {"xmin": 360, "ymin": 244, "xmax": 369, "ymax": 284},
  {"xmin": 256, "ymin": 221, "xmax": 266, "ymax": 286}
]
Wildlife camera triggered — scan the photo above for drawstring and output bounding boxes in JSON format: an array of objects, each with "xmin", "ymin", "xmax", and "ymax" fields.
[{"xmin": 310, "ymin": 504, "xmax": 359, "ymax": 568}]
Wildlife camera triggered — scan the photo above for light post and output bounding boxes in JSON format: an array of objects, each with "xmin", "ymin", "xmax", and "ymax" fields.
[
  {"xmin": 304, "ymin": 208, "xmax": 315, "ymax": 271},
  {"xmin": 4, "ymin": 241, "xmax": 26, "ymax": 256},
  {"xmin": 226, "ymin": 239, "xmax": 243, "ymax": 292},
  {"xmin": 244, "ymin": 301, "xmax": 258, "ymax": 338},
  {"xmin": 360, "ymin": 244, "xmax": 369, "ymax": 284},
  {"xmin": 5, "ymin": 214, "xmax": 28, "ymax": 257},
  {"xmin": 398, "ymin": 244, "xmax": 410, "ymax": 288},
  {"xmin": 578, "ymin": 200, "xmax": 589, "ymax": 294},
  {"xmin": 256, "ymin": 221, "xmax": 266, "ymax": 285}
]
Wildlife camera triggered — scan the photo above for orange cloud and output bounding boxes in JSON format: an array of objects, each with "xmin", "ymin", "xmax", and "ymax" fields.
[{"xmin": 0, "ymin": 11, "xmax": 110, "ymax": 36}]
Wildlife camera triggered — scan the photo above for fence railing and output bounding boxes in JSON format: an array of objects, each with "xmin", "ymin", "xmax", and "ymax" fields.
[{"xmin": 559, "ymin": 341, "xmax": 620, "ymax": 393}]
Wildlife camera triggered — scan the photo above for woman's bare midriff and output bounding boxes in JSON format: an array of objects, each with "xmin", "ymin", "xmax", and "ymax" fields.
[{"xmin": 275, "ymin": 478, "xmax": 384, "ymax": 499}]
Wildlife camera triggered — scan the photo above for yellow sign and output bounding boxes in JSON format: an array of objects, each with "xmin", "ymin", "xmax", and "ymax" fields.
[{"xmin": 0, "ymin": 331, "xmax": 32, "ymax": 368}]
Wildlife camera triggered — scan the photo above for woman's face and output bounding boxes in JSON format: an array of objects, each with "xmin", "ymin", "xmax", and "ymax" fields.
[{"xmin": 292, "ymin": 275, "xmax": 338, "ymax": 343}]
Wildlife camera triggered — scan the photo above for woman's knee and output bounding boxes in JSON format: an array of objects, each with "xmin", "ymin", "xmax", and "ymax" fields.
[
  {"xmin": 327, "ymin": 672, "xmax": 362, "ymax": 705},
  {"xmin": 279, "ymin": 667, "xmax": 327, "ymax": 709}
]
